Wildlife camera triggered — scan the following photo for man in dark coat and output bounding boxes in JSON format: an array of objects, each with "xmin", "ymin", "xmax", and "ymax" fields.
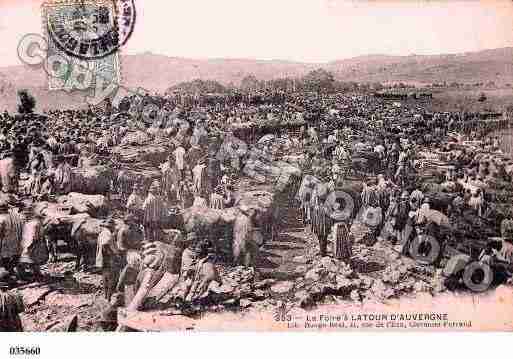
[{"xmin": 0, "ymin": 280, "xmax": 24, "ymax": 332}]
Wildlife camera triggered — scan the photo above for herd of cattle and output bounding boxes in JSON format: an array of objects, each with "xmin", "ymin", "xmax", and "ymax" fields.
[{"xmin": 1, "ymin": 114, "xmax": 512, "ymax": 304}]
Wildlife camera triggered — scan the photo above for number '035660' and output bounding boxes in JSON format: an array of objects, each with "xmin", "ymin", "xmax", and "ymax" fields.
[{"xmin": 9, "ymin": 346, "xmax": 40, "ymax": 356}]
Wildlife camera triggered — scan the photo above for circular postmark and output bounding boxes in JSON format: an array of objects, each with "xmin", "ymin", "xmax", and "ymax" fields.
[
  {"xmin": 45, "ymin": 0, "xmax": 136, "ymax": 60},
  {"xmin": 462, "ymin": 261, "xmax": 493, "ymax": 293},
  {"xmin": 325, "ymin": 190, "xmax": 355, "ymax": 222},
  {"xmin": 408, "ymin": 234, "xmax": 441, "ymax": 265}
]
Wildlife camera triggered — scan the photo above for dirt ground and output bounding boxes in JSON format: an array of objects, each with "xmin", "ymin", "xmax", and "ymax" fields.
[
  {"xmin": 15, "ymin": 128, "xmax": 513, "ymax": 332},
  {"xmin": 14, "ymin": 201, "xmax": 476, "ymax": 332}
]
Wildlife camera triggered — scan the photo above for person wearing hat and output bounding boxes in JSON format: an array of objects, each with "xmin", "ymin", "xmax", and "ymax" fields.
[
  {"xmin": 468, "ymin": 188, "xmax": 484, "ymax": 217},
  {"xmin": 173, "ymin": 140, "xmax": 186, "ymax": 178},
  {"xmin": 390, "ymin": 191, "xmax": 412, "ymax": 248},
  {"xmin": 192, "ymin": 155, "xmax": 208, "ymax": 199},
  {"xmin": 142, "ymin": 180, "xmax": 166, "ymax": 242},
  {"xmin": 160, "ymin": 153, "xmax": 181, "ymax": 205},
  {"xmin": 0, "ymin": 281, "xmax": 25, "ymax": 331},
  {"xmin": 386, "ymin": 141, "xmax": 400, "ymax": 178},
  {"xmin": 52, "ymin": 154, "xmax": 72, "ymax": 195},
  {"xmin": 178, "ymin": 232, "xmax": 218, "ymax": 302},
  {"xmin": 96, "ymin": 217, "xmax": 121, "ymax": 301},
  {"xmin": 117, "ymin": 214, "xmax": 144, "ymax": 254},
  {"xmin": 113, "ymin": 213, "xmax": 145, "ymax": 299},
  {"xmin": 395, "ymin": 145, "xmax": 410, "ymax": 186},
  {"xmin": 233, "ymin": 204, "xmax": 259, "ymax": 267},
  {"xmin": 206, "ymin": 153, "xmax": 222, "ymax": 197},
  {"xmin": 179, "ymin": 170, "xmax": 196, "ymax": 209},
  {"xmin": 18, "ymin": 207, "xmax": 46, "ymax": 279},
  {"xmin": 186, "ymin": 139, "xmax": 205, "ymax": 171},
  {"xmin": 126, "ymin": 182, "xmax": 144, "ymax": 218},
  {"xmin": 0, "ymin": 201, "xmax": 24, "ymax": 278}
]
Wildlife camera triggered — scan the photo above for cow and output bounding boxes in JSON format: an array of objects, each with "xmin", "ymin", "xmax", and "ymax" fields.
[
  {"xmin": 71, "ymin": 166, "xmax": 114, "ymax": 196},
  {"xmin": 38, "ymin": 200, "xmax": 122, "ymax": 271}
]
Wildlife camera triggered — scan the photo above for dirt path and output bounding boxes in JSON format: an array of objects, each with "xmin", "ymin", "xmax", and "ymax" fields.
[{"xmin": 258, "ymin": 205, "xmax": 318, "ymax": 281}]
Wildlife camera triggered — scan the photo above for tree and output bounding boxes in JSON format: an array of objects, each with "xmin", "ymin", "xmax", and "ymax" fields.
[
  {"xmin": 167, "ymin": 79, "xmax": 228, "ymax": 94},
  {"xmin": 302, "ymin": 69, "xmax": 335, "ymax": 93},
  {"xmin": 17, "ymin": 89, "xmax": 36, "ymax": 114},
  {"xmin": 240, "ymin": 75, "xmax": 261, "ymax": 92},
  {"xmin": 478, "ymin": 92, "xmax": 487, "ymax": 102}
]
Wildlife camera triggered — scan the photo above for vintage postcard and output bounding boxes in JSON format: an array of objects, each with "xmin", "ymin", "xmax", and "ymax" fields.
[{"xmin": 0, "ymin": 0, "xmax": 513, "ymax": 340}]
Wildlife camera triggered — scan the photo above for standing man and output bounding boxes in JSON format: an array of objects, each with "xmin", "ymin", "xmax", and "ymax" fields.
[
  {"xmin": 310, "ymin": 186, "xmax": 330, "ymax": 257},
  {"xmin": 394, "ymin": 191, "xmax": 412, "ymax": 252},
  {"xmin": 173, "ymin": 140, "xmax": 186, "ymax": 179},
  {"xmin": 142, "ymin": 181, "xmax": 166, "ymax": 242},
  {"xmin": 233, "ymin": 205, "xmax": 259, "ymax": 268},
  {"xmin": 186, "ymin": 142, "xmax": 205, "ymax": 170},
  {"xmin": 126, "ymin": 183, "xmax": 144, "ymax": 218},
  {"xmin": 96, "ymin": 219, "xmax": 120, "ymax": 301},
  {"xmin": 206, "ymin": 155, "xmax": 222, "ymax": 197},
  {"xmin": 114, "ymin": 214, "xmax": 144, "ymax": 297},
  {"xmin": 160, "ymin": 154, "xmax": 180, "ymax": 205},
  {"xmin": 192, "ymin": 158, "xmax": 208, "ymax": 198},
  {"xmin": 19, "ymin": 207, "xmax": 47, "ymax": 278},
  {"xmin": 0, "ymin": 281, "xmax": 25, "ymax": 331},
  {"xmin": 387, "ymin": 141, "xmax": 400, "ymax": 180},
  {"xmin": 53, "ymin": 155, "xmax": 73, "ymax": 195},
  {"xmin": 0, "ymin": 202, "xmax": 24, "ymax": 278}
]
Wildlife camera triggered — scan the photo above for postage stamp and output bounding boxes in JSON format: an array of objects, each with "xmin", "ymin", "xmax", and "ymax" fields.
[{"xmin": 41, "ymin": 0, "xmax": 136, "ymax": 91}]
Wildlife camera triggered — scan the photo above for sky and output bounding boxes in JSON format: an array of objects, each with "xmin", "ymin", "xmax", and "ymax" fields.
[{"xmin": 0, "ymin": 0, "xmax": 512, "ymax": 66}]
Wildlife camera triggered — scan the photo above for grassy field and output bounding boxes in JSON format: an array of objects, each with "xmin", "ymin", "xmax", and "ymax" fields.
[{"xmin": 429, "ymin": 88, "xmax": 513, "ymax": 113}]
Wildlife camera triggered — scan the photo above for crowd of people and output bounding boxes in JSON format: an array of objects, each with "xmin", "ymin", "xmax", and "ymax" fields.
[{"xmin": 0, "ymin": 89, "xmax": 512, "ymax": 330}]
